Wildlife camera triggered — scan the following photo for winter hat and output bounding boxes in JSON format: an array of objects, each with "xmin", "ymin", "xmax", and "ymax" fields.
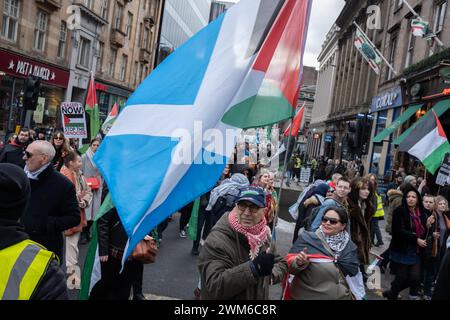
[
  {"xmin": 0, "ymin": 163, "xmax": 31, "ymax": 221},
  {"xmin": 315, "ymin": 183, "xmax": 330, "ymax": 197}
]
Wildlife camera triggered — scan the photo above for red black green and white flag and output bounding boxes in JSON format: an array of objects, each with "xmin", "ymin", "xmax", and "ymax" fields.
[
  {"xmin": 85, "ymin": 72, "xmax": 100, "ymax": 141},
  {"xmin": 354, "ymin": 28, "xmax": 382, "ymax": 75},
  {"xmin": 411, "ymin": 19, "xmax": 429, "ymax": 37},
  {"xmin": 399, "ymin": 110, "xmax": 450, "ymax": 174},
  {"xmin": 101, "ymin": 102, "xmax": 119, "ymax": 135}
]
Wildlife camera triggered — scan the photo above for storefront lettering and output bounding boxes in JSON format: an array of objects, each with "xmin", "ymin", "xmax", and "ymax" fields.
[
  {"xmin": 375, "ymin": 91, "xmax": 398, "ymax": 110},
  {"xmin": 370, "ymin": 86, "xmax": 402, "ymax": 113},
  {"xmin": 14, "ymin": 60, "xmax": 54, "ymax": 81}
]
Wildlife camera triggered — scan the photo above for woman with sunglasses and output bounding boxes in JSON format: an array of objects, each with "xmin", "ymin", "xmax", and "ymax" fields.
[
  {"xmin": 51, "ymin": 131, "xmax": 71, "ymax": 171},
  {"xmin": 286, "ymin": 206, "xmax": 361, "ymax": 300}
]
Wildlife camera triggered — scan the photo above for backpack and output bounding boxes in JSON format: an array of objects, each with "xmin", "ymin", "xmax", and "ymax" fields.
[
  {"xmin": 303, "ymin": 205, "xmax": 323, "ymax": 232},
  {"xmin": 209, "ymin": 193, "xmax": 238, "ymax": 226}
]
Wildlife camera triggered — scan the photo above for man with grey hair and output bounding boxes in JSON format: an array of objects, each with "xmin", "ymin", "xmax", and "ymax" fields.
[{"xmin": 21, "ymin": 141, "xmax": 80, "ymax": 259}]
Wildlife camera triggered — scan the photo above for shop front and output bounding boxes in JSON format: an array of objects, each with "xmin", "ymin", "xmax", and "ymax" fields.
[
  {"xmin": 95, "ymin": 81, "xmax": 132, "ymax": 123},
  {"xmin": 0, "ymin": 49, "xmax": 69, "ymax": 140}
]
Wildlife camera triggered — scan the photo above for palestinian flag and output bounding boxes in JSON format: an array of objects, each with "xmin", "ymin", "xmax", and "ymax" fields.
[
  {"xmin": 399, "ymin": 110, "xmax": 450, "ymax": 174},
  {"xmin": 284, "ymin": 102, "xmax": 305, "ymax": 137},
  {"xmin": 411, "ymin": 19, "xmax": 429, "ymax": 37},
  {"xmin": 63, "ymin": 113, "xmax": 85, "ymax": 128},
  {"xmin": 101, "ymin": 102, "xmax": 118, "ymax": 135},
  {"xmin": 354, "ymin": 28, "xmax": 382, "ymax": 75},
  {"xmin": 79, "ymin": 193, "xmax": 114, "ymax": 300},
  {"xmin": 85, "ymin": 73, "xmax": 100, "ymax": 141},
  {"xmin": 221, "ymin": 0, "xmax": 312, "ymax": 129}
]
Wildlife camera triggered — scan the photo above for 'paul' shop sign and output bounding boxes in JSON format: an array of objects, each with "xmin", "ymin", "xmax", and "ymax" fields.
[{"xmin": 370, "ymin": 86, "xmax": 403, "ymax": 113}]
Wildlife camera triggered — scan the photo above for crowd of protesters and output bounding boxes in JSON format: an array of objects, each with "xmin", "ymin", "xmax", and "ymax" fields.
[{"xmin": 1, "ymin": 127, "xmax": 449, "ymax": 300}]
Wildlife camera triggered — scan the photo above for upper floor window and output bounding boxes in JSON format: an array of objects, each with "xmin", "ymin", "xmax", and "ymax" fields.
[
  {"xmin": 114, "ymin": 3, "xmax": 124, "ymax": 30},
  {"xmin": 434, "ymin": 1, "xmax": 447, "ymax": 34},
  {"xmin": 84, "ymin": 0, "xmax": 93, "ymax": 10},
  {"xmin": 1, "ymin": 0, "xmax": 20, "ymax": 42},
  {"xmin": 78, "ymin": 37, "xmax": 91, "ymax": 68},
  {"xmin": 57, "ymin": 21, "xmax": 67, "ymax": 58},
  {"xmin": 34, "ymin": 10, "xmax": 48, "ymax": 51},
  {"xmin": 100, "ymin": 0, "xmax": 109, "ymax": 19},
  {"xmin": 387, "ymin": 34, "xmax": 398, "ymax": 80},
  {"xmin": 97, "ymin": 42, "xmax": 104, "ymax": 72},
  {"xmin": 125, "ymin": 12, "xmax": 133, "ymax": 39},
  {"xmin": 119, "ymin": 54, "xmax": 128, "ymax": 81},
  {"xmin": 108, "ymin": 47, "xmax": 117, "ymax": 76}
]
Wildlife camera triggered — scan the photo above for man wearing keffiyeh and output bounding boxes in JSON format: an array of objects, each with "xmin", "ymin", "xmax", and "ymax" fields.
[{"xmin": 198, "ymin": 186, "xmax": 287, "ymax": 300}]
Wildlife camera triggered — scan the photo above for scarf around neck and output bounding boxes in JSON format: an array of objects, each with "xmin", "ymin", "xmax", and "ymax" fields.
[
  {"xmin": 24, "ymin": 163, "xmax": 50, "ymax": 180},
  {"xmin": 86, "ymin": 147, "xmax": 98, "ymax": 170},
  {"xmin": 409, "ymin": 207, "xmax": 424, "ymax": 238},
  {"xmin": 228, "ymin": 210, "xmax": 271, "ymax": 260},
  {"xmin": 318, "ymin": 225, "xmax": 350, "ymax": 254}
]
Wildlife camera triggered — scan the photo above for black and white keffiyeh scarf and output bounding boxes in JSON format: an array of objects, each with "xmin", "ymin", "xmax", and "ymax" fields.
[{"xmin": 319, "ymin": 226, "xmax": 350, "ymax": 254}]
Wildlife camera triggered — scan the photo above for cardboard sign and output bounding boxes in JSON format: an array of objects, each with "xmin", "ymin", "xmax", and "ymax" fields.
[
  {"xmin": 33, "ymin": 97, "xmax": 45, "ymax": 124},
  {"xmin": 436, "ymin": 153, "xmax": 450, "ymax": 186},
  {"xmin": 61, "ymin": 102, "xmax": 87, "ymax": 139}
]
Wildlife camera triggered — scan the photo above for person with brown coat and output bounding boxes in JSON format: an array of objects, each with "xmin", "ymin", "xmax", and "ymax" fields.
[
  {"xmin": 347, "ymin": 178, "xmax": 374, "ymax": 267},
  {"xmin": 198, "ymin": 186, "xmax": 287, "ymax": 300}
]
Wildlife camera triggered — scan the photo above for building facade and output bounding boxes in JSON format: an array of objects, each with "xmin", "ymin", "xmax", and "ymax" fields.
[
  {"xmin": 0, "ymin": 0, "xmax": 72, "ymax": 139},
  {"xmin": 308, "ymin": 24, "xmax": 340, "ymax": 159},
  {"xmin": 0, "ymin": 0, "xmax": 165, "ymax": 140},
  {"xmin": 367, "ymin": 0, "xmax": 450, "ymax": 180}
]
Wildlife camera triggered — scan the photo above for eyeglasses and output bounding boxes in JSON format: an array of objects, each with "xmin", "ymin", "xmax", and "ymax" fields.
[
  {"xmin": 321, "ymin": 216, "xmax": 341, "ymax": 225},
  {"xmin": 23, "ymin": 151, "xmax": 44, "ymax": 159},
  {"xmin": 237, "ymin": 202, "xmax": 260, "ymax": 213},
  {"xmin": 54, "ymin": 137, "xmax": 64, "ymax": 140}
]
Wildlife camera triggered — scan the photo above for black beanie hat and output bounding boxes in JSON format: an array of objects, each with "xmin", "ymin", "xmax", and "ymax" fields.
[{"xmin": 0, "ymin": 163, "xmax": 31, "ymax": 221}]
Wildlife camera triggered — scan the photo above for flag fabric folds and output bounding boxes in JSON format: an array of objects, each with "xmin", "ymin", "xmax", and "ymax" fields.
[
  {"xmin": 93, "ymin": 0, "xmax": 312, "ymax": 265},
  {"xmin": 411, "ymin": 19, "xmax": 429, "ymax": 37},
  {"xmin": 354, "ymin": 28, "xmax": 382, "ymax": 74},
  {"xmin": 85, "ymin": 73, "xmax": 100, "ymax": 141},
  {"xmin": 284, "ymin": 102, "xmax": 305, "ymax": 137},
  {"xmin": 101, "ymin": 102, "xmax": 119, "ymax": 135},
  {"xmin": 398, "ymin": 110, "xmax": 450, "ymax": 174}
]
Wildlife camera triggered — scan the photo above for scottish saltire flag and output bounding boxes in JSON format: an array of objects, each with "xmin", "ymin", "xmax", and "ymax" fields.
[{"xmin": 94, "ymin": 0, "xmax": 312, "ymax": 265}]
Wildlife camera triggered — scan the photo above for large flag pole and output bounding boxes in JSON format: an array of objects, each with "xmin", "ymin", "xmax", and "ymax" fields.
[
  {"xmin": 402, "ymin": 0, "xmax": 445, "ymax": 48},
  {"xmin": 352, "ymin": 22, "xmax": 397, "ymax": 76}
]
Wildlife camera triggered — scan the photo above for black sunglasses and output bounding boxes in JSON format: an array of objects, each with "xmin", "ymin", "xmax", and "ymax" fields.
[
  {"xmin": 23, "ymin": 151, "xmax": 44, "ymax": 159},
  {"xmin": 321, "ymin": 216, "xmax": 341, "ymax": 225}
]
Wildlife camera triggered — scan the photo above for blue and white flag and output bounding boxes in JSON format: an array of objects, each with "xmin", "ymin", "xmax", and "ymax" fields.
[{"xmin": 94, "ymin": 0, "xmax": 312, "ymax": 264}]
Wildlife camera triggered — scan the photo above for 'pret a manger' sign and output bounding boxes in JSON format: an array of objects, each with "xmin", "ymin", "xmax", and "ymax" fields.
[{"xmin": 0, "ymin": 50, "xmax": 69, "ymax": 88}]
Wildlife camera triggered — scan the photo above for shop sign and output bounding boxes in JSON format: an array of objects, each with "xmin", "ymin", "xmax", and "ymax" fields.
[
  {"xmin": 33, "ymin": 97, "xmax": 45, "ymax": 124},
  {"xmin": 370, "ymin": 86, "xmax": 402, "ymax": 113},
  {"xmin": 436, "ymin": 153, "xmax": 450, "ymax": 186},
  {"xmin": 0, "ymin": 50, "xmax": 70, "ymax": 88},
  {"xmin": 324, "ymin": 134, "xmax": 333, "ymax": 143},
  {"xmin": 61, "ymin": 102, "xmax": 87, "ymax": 139}
]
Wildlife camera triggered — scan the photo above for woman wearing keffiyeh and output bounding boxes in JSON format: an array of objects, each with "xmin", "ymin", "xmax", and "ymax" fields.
[{"xmin": 285, "ymin": 206, "xmax": 362, "ymax": 300}]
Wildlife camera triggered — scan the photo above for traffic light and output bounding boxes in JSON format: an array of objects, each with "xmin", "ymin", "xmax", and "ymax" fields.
[{"xmin": 23, "ymin": 77, "xmax": 40, "ymax": 111}]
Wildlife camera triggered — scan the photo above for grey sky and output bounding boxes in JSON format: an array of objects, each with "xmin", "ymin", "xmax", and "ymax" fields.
[
  {"xmin": 303, "ymin": 0, "xmax": 345, "ymax": 68},
  {"xmin": 227, "ymin": 0, "xmax": 345, "ymax": 69}
]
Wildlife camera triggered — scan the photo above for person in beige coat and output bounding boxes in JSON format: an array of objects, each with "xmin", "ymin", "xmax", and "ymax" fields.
[
  {"xmin": 287, "ymin": 207, "xmax": 360, "ymax": 300},
  {"xmin": 198, "ymin": 186, "xmax": 287, "ymax": 300}
]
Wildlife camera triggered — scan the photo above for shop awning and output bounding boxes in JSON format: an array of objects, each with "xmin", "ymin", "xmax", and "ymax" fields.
[
  {"xmin": 372, "ymin": 104, "xmax": 422, "ymax": 143},
  {"xmin": 393, "ymin": 98, "xmax": 450, "ymax": 145}
]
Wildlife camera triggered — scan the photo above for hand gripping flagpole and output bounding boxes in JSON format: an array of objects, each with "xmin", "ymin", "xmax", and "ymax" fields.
[{"xmin": 352, "ymin": 22, "xmax": 398, "ymax": 76}]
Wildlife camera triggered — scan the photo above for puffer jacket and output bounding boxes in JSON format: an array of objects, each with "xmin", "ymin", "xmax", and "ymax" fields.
[
  {"xmin": 198, "ymin": 212, "xmax": 287, "ymax": 300},
  {"xmin": 385, "ymin": 189, "xmax": 403, "ymax": 234}
]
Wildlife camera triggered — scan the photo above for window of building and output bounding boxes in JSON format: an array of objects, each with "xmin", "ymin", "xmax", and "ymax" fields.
[
  {"xmin": 387, "ymin": 35, "xmax": 397, "ymax": 80},
  {"xmin": 1, "ymin": 0, "xmax": 19, "ymax": 42},
  {"xmin": 57, "ymin": 21, "xmax": 67, "ymax": 58},
  {"xmin": 395, "ymin": 0, "xmax": 403, "ymax": 11},
  {"xmin": 108, "ymin": 48, "xmax": 117, "ymax": 77},
  {"xmin": 133, "ymin": 61, "xmax": 139, "ymax": 86},
  {"xmin": 137, "ymin": 22, "xmax": 142, "ymax": 47},
  {"xmin": 119, "ymin": 54, "xmax": 128, "ymax": 81},
  {"xmin": 78, "ymin": 37, "xmax": 91, "ymax": 68},
  {"xmin": 97, "ymin": 42, "xmax": 104, "ymax": 72},
  {"xmin": 139, "ymin": 63, "xmax": 144, "ymax": 82},
  {"xmin": 34, "ymin": 10, "xmax": 48, "ymax": 51},
  {"xmin": 143, "ymin": 27, "xmax": 149, "ymax": 49},
  {"xmin": 126, "ymin": 12, "xmax": 133, "ymax": 39},
  {"xmin": 404, "ymin": 28, "xmax": 415, "ymax": 68},
  {"xmin": 434, "ymin": 1, "xmax": 447, "ymax": 34},
  {"xmin": 114, "ymin": 3, "xmax": 123, "ymax": 30},
  {"xmin": 100, "ymin": 0, "xmax": 109, "ymax": 19},
  {"xmin": 84, "ymin": 0, "xmax": 93, "ymax": 10}
]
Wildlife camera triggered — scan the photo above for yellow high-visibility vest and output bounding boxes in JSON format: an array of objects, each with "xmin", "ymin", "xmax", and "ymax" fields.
[
  {"xmin": 373, "ymin": 193, "xmax": 385, "ymax": 218},
  {"xmin": 0, "ymin": 239, "xmax": 54, "ymax": 300}
]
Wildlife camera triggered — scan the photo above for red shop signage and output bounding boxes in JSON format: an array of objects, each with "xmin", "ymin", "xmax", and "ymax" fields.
[{"xmin": 0, "ymin": 50, "xmax": 70, "ymax": 88}]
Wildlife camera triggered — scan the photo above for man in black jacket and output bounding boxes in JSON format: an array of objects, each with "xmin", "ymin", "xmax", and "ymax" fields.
[
  {"xmin": 0, "ymin": 163, "xmax": 68, "ymax": 300},
  {"xmin": 0, "ymin": 128, "xmax": 30, "ymax": 168},
  {"xmin": 20, "ymin": 141, "xmax": 80, "ymax": 260}
]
